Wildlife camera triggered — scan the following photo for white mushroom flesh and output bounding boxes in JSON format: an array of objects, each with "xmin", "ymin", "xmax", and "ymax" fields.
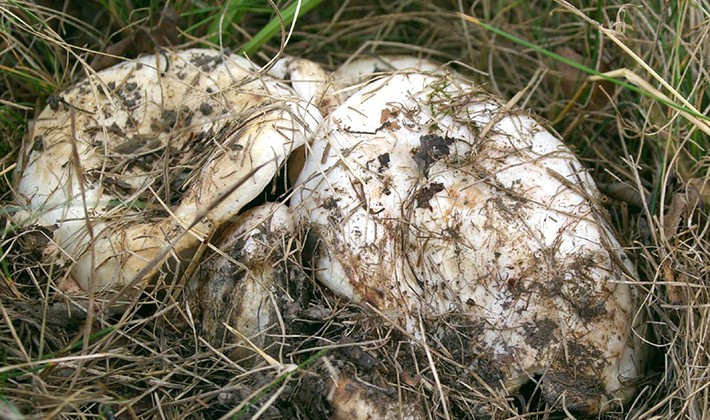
[{"xmin": 292, "ymin": 68, "xmax": 644, "ymax": 413}]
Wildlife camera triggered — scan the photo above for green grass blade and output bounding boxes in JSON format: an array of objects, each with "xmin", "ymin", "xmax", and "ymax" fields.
[
  {"xmin": 208, "ymin": 0, "xmax": 251, "ymax": 45},
  {"xmin": 237, "ymin": 0, "xmax": 324, "ymax": 56},
  {"xmin": 460, "ymin": 14, "xmax": 710, "ymax": 124}
]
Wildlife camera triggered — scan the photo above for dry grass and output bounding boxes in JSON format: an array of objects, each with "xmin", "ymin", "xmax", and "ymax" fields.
[{"xmin": 1, "ymin": 0, "xmax": 708, "ymax": 418}]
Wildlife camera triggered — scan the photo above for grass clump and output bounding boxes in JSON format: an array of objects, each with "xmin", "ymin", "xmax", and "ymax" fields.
[{"xmin": 1, "ymin": 0, "xmax": 708, "ymax": 418}]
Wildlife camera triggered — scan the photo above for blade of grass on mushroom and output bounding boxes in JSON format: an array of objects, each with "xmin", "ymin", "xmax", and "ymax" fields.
[{"xmin": 459, "ymin": 13, "xmax": 710, "ymax": 136}]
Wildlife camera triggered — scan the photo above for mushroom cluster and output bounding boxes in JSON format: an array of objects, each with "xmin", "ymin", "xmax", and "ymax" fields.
[{"xmin": 12, "ymin": 50, "xmax": 644, "ymax": 415}]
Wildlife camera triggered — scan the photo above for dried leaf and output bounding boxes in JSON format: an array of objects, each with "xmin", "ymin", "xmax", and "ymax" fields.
[
  {"xmin": 661, "ymin": 259, "xmax": 686, "ymax": 306},
  {"xmin": 337, "ymin": 336, "xmax": 383, "ymax": 371},
  {"xmin": 555, "ymin": 48, "xmax": 587, "ymax": 97},
  {"xmin": 597, "ymin": 182, "xmax": 645, "ymax": 208},
  {"xmin": 663, "ymin": 191, "xmax": 688, "ymax": 241},
  {"xmin": 662, "ymin": 178, "xmax": 707, "ymax": 241},
  {"xmin": 552, "ymin": 47, "xmax": 612, "ymax": 111},
  {"xmin": 687, "ymin": 178, "xmax": 710, "ymax": 207}
]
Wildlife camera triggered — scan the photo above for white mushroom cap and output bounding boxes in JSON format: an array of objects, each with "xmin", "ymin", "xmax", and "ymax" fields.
[
  {"xmin": 292, "ymin": 66, "xmax": 644, "ymax": 413},
  {"xmin": 13, "ymin": 49, "xmax": 321, "ymax": 301},
  {"xmin": 334, "ymin": 55, "xmax": 443, "ymax": 87},
  {"xmin": 269, "ymin": 57, "xmax": 343, "ymax": 114},
  {"xmin": 270, "ymin": 55, "xmax": 443, "ymax": 116},
  {"xmin": 278, "ymin": 56, "xmax": 445, "ymax": 186}
]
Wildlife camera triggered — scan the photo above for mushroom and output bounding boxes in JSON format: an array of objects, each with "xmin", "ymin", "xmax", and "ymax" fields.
[
  {"xmin": 291, "ymin": 62, "xmax": 645, "ymax": 413},
  {"xmin": 191, "ymin": 202, "xmax": 296, "ymax": 362},
  {"xmin": 13, "ymin": 49, "xmax": 321, "ymax": 306}
]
